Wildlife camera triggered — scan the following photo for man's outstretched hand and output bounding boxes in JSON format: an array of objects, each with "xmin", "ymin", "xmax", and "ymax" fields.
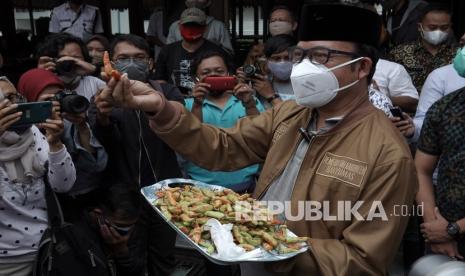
[{"xmin": 103, "ymin": 74, "xmax": 163, "ymax": 114}]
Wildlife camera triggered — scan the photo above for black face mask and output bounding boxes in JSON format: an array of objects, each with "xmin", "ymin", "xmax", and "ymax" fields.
[{"xmin": 114, "ymin": 58, "xmax": 150, "ymax": 82}]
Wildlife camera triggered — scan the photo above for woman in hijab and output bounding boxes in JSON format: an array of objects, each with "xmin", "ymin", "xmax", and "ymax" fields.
[{"xmin": 0, "ymin": 76, "xmax": 76, "ymax": 276}]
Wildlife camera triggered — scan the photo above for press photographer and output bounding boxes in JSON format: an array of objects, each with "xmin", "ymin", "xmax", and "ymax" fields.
[
  {"xmin": 236, "ymin": 35, "xmax": 298, "ymax": 108},
  {"xmin": 36, "ymin": 33, "xmax": 105, "ymax": 101}
]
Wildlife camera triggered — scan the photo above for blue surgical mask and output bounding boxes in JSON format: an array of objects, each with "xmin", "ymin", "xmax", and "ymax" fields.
[
  {"xmin": 453, "ymin": 47, "xmax": 465, "ymax": 78},
  {"xmin": 267, "ymin": 61, "xmax": 293, "ymax": 81},
  {"xmin": 114, "ymin": 58, "xmax": 150, "ymax": 82}
]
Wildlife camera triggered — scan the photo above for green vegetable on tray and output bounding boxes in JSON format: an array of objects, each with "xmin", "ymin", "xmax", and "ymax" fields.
[{"xmin": 153, "ymin": 185, "xmax": 308, "ymax": 255}]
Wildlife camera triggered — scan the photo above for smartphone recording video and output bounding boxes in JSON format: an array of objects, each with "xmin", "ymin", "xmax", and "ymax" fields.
[
  {"xmin": 9, "ymin": 101, "xmax": 53, "ymax": 127},
  {"xmin": 203, "ymin": 76, "xmax": 238, "ymax": 91}
]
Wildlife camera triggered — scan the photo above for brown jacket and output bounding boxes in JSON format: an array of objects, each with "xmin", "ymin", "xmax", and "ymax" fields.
[{"xmin": 150, "ymin": 97, "xmax": 418, "ymax": 276}]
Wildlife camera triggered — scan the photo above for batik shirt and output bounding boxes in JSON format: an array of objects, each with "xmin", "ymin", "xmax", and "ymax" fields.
[
  {"xmin": 417, "ymin": 88, "xmax": 465, "ymax": 221},
  {"xmin": 389, "ymin": 40, "xmax": 457, "ymax": 93}
]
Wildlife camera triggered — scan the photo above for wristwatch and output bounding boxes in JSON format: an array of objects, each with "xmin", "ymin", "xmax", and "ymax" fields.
[
  {"xmin": 447, "ymin": 222, "xmax": 461, "ymax": 238},
  {"xmin": 266, "ymin": 94, "xmax": 281, "ymax": 103}
]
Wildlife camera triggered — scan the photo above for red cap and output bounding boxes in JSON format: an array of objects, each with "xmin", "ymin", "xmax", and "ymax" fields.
[{"xmin": 18, "ymin": 69, "xmax": 64, "ymax": 102}]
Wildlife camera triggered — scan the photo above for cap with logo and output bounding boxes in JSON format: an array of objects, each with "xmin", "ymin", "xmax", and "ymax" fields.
[{"xmin": 179, "ymin": 7, "xmax": 207, "ymax": 25}]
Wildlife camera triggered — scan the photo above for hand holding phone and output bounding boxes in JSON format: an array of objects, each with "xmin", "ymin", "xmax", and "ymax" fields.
[
  {"xmin": 9, "ymin": 101, "xmax": 53, "ymax": 127},
  {"xmin": 192, "ymin": 82, "xmax": 210, "ymax": 104},
  {"xmin": 0, "ymin": 100, "xmax": 22, "ymax": 135},
  {"xmin": 390, "ymin": 107, "xmax": 405, "ymax": 120}
]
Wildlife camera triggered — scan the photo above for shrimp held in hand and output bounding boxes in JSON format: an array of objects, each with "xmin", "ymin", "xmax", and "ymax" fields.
[{"xmin": 103, "ymin": 51, "xmax": 121, "ymax": 80}]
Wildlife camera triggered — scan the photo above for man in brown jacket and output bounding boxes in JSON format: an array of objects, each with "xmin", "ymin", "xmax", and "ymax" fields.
[{"xmin": 97, "ymin": 2, "xmax": 418, "ymax": 275}]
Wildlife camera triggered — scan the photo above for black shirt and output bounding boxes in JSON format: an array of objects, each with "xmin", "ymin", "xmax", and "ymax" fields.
[
  {"xmin": 154, "ymin": 39, "xmax": 233, "ymax": 95},
  {"xmin": 89, "ymin": 82, "xmax": 184, "ymax": 188}
]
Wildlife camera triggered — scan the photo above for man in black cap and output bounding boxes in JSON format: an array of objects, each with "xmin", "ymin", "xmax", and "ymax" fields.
[
  {"xmin": 100, "ymin": 1, "xmax": 417, "ymax": 275},
  {"xmin": 154, "ymin": 7, "xmax": 233, "ymax": 95}
]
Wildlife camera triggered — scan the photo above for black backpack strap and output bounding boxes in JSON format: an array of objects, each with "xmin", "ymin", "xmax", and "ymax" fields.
[{"xmin": 43, "ymin": 162, "xmax": 65, "ymax": 229}]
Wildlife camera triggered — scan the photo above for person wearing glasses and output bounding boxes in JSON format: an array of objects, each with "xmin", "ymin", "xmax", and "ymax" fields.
[
  {"xmin": 0, "ymin": 76, "xmax": 76, "ymax": 276},
  {"xmin": 100, "ymin": 3, "xmax": 417, "ymax": 275},
  {"xmin": 91, "ymin": 34, "xmax": 184, "ymax": 276},
  {"xmin": 74, "ymin": 183, "xmax": 143, "ymax": 275}
]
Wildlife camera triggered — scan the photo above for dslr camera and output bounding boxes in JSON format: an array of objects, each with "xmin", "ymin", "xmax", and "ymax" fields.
[
  {"xmin": 243, "ymin": 64, "xmax": 262, "ymax": 79},
  {"xmin": 55, "ymin": 60, "xmax": 77, "ymax": 76},
  {"xmin": 53, "ymin": 90, "xmax": 90, "ymax": 114}
]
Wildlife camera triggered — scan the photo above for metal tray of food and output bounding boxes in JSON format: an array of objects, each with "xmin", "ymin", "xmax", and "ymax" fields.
[{"xmin": 141, "ymin": 178, "xmax": 309, "ymax": 265}]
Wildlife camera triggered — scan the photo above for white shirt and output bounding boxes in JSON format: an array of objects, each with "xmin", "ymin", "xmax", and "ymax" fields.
[
  {"xmin": 412, "ymin": 64, "xmax": 465, "ymax": 141},
  {"xmin": 75, "ymin": 76, "xmax": 105, "ymax": 101},
  {"xmin": 166, "ymin": 16, "xmax": 233, "ymax": 53},
  {"xmin": 0, "ymin": 126, "xmax": 76, "ymax": 261},
  {"xmin": 49, "ymin": 2, "xmax": 103, "ymax": 41},
  {"xmin": 372, "ymin": 59, "xmax": 419, "ymax": 100}
]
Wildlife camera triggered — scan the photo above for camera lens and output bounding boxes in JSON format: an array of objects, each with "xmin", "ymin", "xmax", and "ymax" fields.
[
  {"xmin": 243, "ymin": 64, "xmax": 257, "ymax": 78},
  {"xmin": 55, "ymin": 60, "xmax": 76, "ymax": 76},
  {"xmin": 60, "ymin": 94, "xmax": 90, "ymax": 114}
]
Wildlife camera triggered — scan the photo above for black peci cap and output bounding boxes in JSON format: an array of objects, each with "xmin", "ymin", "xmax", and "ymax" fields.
[{"xmin": 298, "ymin": 2, "xmax": 382, "ymax": 47}]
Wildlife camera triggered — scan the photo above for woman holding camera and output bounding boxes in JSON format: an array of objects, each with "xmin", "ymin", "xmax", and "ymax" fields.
[
  {"xmin": 18, "ymin": 69, "xmax": 108, "ymax": 222},
  {"xmin": 0, "ymin": 76, "xmax": 76, "ymax": 276}
]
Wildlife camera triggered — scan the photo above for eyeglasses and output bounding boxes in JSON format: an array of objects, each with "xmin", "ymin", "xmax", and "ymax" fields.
[
  {"xmin": 0, "ymin": 76, "xmax": 26, "ymax": 103},
  {"xmin": 114, "ymin": 56, "xmax": 149, "ymax": 64},
  {"xmin": 8, "ymin": 93, "xmax": 27, "ymax": 103},
  {"xmin": 0, "ymin": 92, "xmax": 25, "ymax": 103},
  {"xmin": 97, "ymin": 214, "xmax": 135, "ymax": 236},
  {"xmin": 289, "ymin": 46, "xmax": 360, "ymax": 65}
]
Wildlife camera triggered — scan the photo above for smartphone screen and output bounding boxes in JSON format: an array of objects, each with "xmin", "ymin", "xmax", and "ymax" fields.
[{"xmin": 10, "ymin": 101, "xmax": 53, "ymax": 127}]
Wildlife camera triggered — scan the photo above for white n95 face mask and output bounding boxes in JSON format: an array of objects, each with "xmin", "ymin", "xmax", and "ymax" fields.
[
  {"xmin": 269, "ymin": 21, "xmax": 293, "ymax": 36},
  {"xmin": 421, "ymin": 25, "xmax": 448, "ymax": 46},
  {"xmin": 290, "ymin": 57, "xmax": 363, "ymax": 108}
]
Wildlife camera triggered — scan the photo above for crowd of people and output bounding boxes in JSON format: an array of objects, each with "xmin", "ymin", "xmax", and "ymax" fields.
[{"xmin": 1, "ymin": 0, "xmax": 465, "ymax": 275}]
